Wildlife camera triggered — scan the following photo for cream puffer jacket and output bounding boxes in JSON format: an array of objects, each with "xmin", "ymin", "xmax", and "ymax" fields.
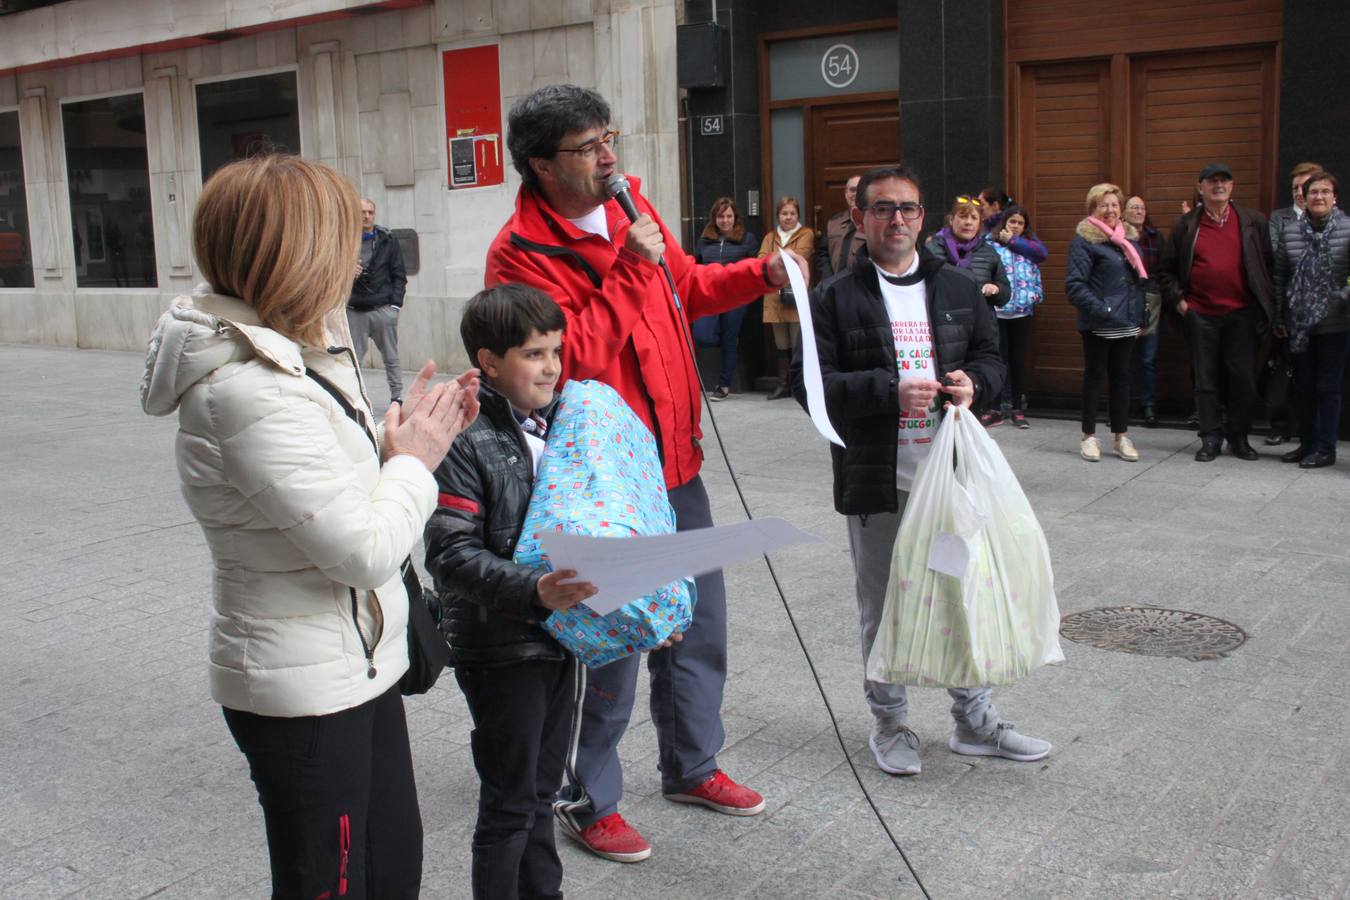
[{"xmin": 141, "ymin": 289, "xmax": 436, "ymax": 717}]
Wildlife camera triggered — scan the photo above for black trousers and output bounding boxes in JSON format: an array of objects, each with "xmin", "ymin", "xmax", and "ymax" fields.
[
  {"xmin": 998, "ymin": 316, "xmax": 1032, "ymax": 410},
  {"xmin": 1185, "ymin": 306, "xmax": 1260, "ymax": 440},
  {"xmin": 456, "ymin": 657, "xmax": 578, "ymax": 900},
  {"xmin": 1080, "ymin": 332, "xmax": 1136, "ymax": 434},
  {"xmin": 1292, "ymin": 330, "xmax": 1350, "ymax": 455},
  {"xmin": 222, "ymin": 685, "xmax": 422, "ymax": 900}
]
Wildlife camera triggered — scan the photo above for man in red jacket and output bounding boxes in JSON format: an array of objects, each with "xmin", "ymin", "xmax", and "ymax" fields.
[{"xmin": 485, "ymin": 84, "xmax": 807, "ymax": 864}]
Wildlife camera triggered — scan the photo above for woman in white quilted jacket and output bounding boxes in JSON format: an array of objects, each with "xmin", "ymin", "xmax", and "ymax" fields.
[{"xmin": 140, "ymin": 155, "xmax": 478, "ymax": 899}]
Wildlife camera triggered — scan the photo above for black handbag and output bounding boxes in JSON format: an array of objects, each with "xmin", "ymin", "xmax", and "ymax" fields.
[
  {"xmin": 305, "ymin": 368, "xmax": 449, "ymax": 695},
  {"xmin": 778, "ymin": 282, "xmax": 797, "ymax": 309}
]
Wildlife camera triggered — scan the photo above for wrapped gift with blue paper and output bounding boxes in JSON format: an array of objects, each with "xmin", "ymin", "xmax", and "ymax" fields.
[{"xmin": 513, "ymin": 379, "xmax": 694, "ymax": 667}]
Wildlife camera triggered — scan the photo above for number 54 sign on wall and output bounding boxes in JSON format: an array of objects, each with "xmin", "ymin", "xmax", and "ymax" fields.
[{"xmin": 820, "ymin": 43, "xmax": 860, "ymax": 90}]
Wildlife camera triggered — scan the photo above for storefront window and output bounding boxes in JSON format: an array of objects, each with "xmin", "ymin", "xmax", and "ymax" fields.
[
  {"xmin": 195, "ymin": 71, "xmax": 300, "ymax": 182},
  {"xmin": 0, "ymin": 110, "xmax": 35, "ymax": 288},
  {"xmin": 62, "ymin": 94, "xmax": 157, "ymax": 288}
]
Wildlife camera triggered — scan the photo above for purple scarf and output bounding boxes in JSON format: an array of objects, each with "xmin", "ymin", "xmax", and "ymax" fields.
[{"xmin": 939, "ymin": 227, "xmax": 984, "ymax": 269}]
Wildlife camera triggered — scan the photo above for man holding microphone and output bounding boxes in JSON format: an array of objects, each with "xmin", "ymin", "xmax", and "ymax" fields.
[{"xmin": 483, "ymin": 83, "xmax": 808, "ymax": 863}]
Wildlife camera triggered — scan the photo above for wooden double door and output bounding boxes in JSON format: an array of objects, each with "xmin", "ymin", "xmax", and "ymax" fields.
[{"xmin": 1013, "ymin": 46, "xmax": 1279, "ymax": 407}]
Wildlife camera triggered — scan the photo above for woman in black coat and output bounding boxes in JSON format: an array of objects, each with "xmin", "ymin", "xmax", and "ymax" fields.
[
  {"xmin": 691, "ymin": 197, "xmax": 759, "ymax": 401},
  {"xmin": 1065, "ymin": 183, "xmax": 1148, "ymax": 463}
]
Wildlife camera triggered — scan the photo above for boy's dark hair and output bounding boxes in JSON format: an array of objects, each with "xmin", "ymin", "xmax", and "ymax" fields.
[
  {"xmin": 460, "ymin": 283, "xmax": 566, "ymax": 362},
  {"xmin": 855, "ymin": 165, "xmax": 923, "ymax": 209},
  {"xmin": 507, "ymin": 84, "xmax": 611, "ymax": 192}
]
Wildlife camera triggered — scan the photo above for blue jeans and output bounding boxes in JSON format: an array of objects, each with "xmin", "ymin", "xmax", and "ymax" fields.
[
  {"xmin": 691, "ymin": 306, "xmax": 748, "ymax": 388},
  {"xmin": 1292, "ymin": 330, "xmax": 1350, "ymax": 455},
  {"xmin": 558, "ymin": 476, "xmax": 727, "ymax": 825}
]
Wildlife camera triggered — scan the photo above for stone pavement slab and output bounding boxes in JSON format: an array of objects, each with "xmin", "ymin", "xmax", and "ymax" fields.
[{"xmin": 2, "ymin": 344, "xmax": 1349, "ymax": 899}]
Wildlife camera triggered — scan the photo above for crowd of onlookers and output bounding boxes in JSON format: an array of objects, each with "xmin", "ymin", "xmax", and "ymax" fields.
[{"xmin": 694, "ymin": 161, "xmax": 1347, "ymax": 471}]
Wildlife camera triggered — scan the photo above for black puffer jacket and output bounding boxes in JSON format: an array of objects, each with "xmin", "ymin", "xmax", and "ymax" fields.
[
  {"xmin": 925, "ymin": 234, "xmax": 1012, "ymax": 308},
  {"xmin": 348, "ymin": 226, "xmax": 408, "ymax": 310},
  {"xmin": 790, "ymin": 247, "xmax": 1004, "ymax": 516},
  {"xmin": 694, "ymin": 231, "xmax": 759, "ymax": 266},
  {"xmin": 424, "ymin": 384, "xmax": 565, "ymax": 668},
  {"xmin": 1064, "ymin": 219, "xmax": 1147, "ymax": 333}
]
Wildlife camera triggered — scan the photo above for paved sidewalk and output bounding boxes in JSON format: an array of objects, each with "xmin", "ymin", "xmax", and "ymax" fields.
[{"xmin": 2, "ymin": 343, "xmax": 1348, "ymax": 899}]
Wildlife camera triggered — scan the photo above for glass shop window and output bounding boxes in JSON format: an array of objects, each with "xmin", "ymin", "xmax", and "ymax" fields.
[
  {"xmin": 195, "ymin": 71, "xmax": 301, "ymax": 182},
  {"xmin": 0, "ymin": 110, "xmax": 35, "ymax": 288},
  {"xmin": 62, "ymin": 93, "xmax": 158, "ymax": 288}
]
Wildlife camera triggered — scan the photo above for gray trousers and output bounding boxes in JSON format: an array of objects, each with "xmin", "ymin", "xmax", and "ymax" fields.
[
  {"xmin": 559, "ymin": 476, "xmax": 727, "ymax": 827},
  {"xmin": 846, "ymin": 498, "xmax": 995, "ymax": 732},
  {"xmin": 347, "ymin": 304, "xmax": 403, "ymax": 400}
]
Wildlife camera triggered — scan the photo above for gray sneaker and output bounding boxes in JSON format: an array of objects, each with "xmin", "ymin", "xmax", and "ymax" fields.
[
  {"xmin": 948, "ymin": 720, "xmax": 1050, "ymax": 761},
  {"xmin": 869, "ymin": 720, "xmax": 922, "ymax": 775}
]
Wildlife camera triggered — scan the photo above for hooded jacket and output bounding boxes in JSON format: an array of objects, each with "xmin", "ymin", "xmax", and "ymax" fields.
[
  {"xmin": 1064, "ymin": 219, "xmax": 1147, "ymax": 333},
  {"xmin": 790, "ymin": 248, "xmax": 1004, "ymax": 516},
  {"xmin": 483, "ymin": 175, "xmax": 771, "ymax": 489},
  {"xmin": 424, "ymin": 383, "xmax": 567, "ymax": 668},
  {"xmin": 140, "ymin": 289, "xmax": 436, "ymax": 717}
]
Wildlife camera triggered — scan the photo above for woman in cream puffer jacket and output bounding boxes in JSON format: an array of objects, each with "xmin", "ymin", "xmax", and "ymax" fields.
[{"xmin": 141, "ymin": 155, "xmax": 477, "ymax": 899}]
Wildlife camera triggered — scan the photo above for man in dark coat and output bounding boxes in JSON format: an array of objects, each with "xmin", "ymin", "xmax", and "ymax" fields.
[
  {"xmin": 792, "ymin": 165, "xmax": 1050, "ymax": 778},
  {"xmin": 815, "ymin": 173, "xmax": 865, "ymax": 283},
  {"xmin": 347, "ymin": 198, "xmax": 408, "ymax": 401},
  {"xmin": 1157, "ymin": 163, "xmax": 1274, "ymax": 462}
]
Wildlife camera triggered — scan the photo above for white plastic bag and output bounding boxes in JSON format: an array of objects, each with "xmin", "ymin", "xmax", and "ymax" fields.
[{"xmin": 866, "ymin": 407, "xmax": 1064, "ymax": 687}]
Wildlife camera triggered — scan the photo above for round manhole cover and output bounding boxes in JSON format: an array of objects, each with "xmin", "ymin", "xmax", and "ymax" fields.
[{"xmin": 1059, "ymin": 606, "xmax": 1247, "ymax": 661}]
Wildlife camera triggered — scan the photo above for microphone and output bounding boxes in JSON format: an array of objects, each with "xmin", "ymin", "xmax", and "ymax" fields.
[
  {"xmin": 605, "ymin": 173, "xmax": 681, "ymax": 309},
  {"xmin": 605, "ymin": 173, "xmax": 641, "ymax": 224}
]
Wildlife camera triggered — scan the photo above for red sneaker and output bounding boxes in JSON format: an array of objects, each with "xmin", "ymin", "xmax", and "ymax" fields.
[
  {"xmin": 558, "ymin": 812, "xmax": 651, "ymax": 863},
  {"xmin": 664, "ymin": 770, "xmax": 766, "ymax": 816}
]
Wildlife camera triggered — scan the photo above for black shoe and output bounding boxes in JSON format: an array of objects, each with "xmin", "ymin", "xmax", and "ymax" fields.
[
  {"xmin": 1185, "ymin": 411, "xmax": 1200, "ymax": 428},
  {"xmin": 766, "ymin": 383, "xmax": 791, "ymax": 401},
  {"xmin": 1264, "ymin": 433, "xmax": 1290, "ymax": 446},
  {"xmin": 1281, "ymin": 446, "xmax": 1312, "ymax": 464},
  {"xmin": 1143, "ymin": 404, "xmax": 1158, "ymax": 428},
  {"xmin": 1194, "ymin": 441, "xmax": 1221, "ymax": 462},
  {"xmin": 1298, "ymin": 451, "xmax": 1336, "ymax": 469},
  {"xmin": 1227, "ymin": 438, "xmax": 1258, "ymax": 461},
  {"xmin": 708, "ymin": 385, "xmax": 731, "ymax": 402}
]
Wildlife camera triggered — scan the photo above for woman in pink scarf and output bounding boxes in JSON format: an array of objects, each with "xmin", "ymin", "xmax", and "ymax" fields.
[{"xmin": 1064, "ymin": 182, "xmax": 1148, "ymax": 463}]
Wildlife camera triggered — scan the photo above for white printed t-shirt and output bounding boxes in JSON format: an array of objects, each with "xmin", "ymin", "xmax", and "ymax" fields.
[{"xmin": 875, "ymin": 257, "xmax": 939, "ymax": 492}]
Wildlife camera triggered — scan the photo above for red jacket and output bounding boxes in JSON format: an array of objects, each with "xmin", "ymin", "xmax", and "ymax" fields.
[{"xmin": 484, "ymin": 177, "xmax": 771, "ymax": 488}]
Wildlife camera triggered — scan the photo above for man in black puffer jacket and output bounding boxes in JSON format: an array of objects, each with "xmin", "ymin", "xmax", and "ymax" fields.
[
  {"xmin": 791, "ymin": 165, "xmax": 1050, "ymax": 779},
  {"xmin": 347, "ymin": 198, "xmax": 408, "ymax": 402}
]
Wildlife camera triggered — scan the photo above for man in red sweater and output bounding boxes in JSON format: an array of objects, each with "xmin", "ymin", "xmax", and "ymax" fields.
[
  {"xmin": 1158, "ymin": 163, "xmax": 1273, "ymax": 461},
  {"xmin": 484, "ymin": 84, "xmax": 807, "ymax": 864}
]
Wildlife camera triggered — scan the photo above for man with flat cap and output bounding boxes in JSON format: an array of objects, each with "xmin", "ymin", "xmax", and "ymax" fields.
[{"xmin": 1158, "ymin": 163, "xmax": 1273, "ymax": 461}]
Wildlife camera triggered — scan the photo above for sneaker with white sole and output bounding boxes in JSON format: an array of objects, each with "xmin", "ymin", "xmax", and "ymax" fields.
[
  {"xmin": 948, "ymin": 721, "xmax": 1051, "ymax": 762},
  {"xmin": 1114, "ymin": 434, "xmax": 1139, "ymax": 461},
  {"xmin": 1080, "ymin": 435, "xmax": 1101, "ymax": 462},
  {"xmin": 555, "ymin": 810, "xmax": 652, "ymax": 863},
  {"xmin": 869, "ymin": 720, "xmax": 921, "ymax": 776},
  {"xmin": 664, "ymin": 770, "xmax": 765, "ymax": 816}
]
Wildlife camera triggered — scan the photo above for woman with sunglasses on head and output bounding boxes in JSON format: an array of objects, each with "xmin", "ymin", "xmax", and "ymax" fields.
[
  {"xmin": 986, "ymin": 204, "xmax": 1046, "ymax": 428},
  {"xmin": 1272, "ymin": 170, "xmax": 1350, "ymax": 469},
  {"xmin": 925, "ymin": 195, "xmax": 1011, "ymax": 423},
  {"xmin": 758, "ymin": 196, "xmax": 816, "ymax": 399},
  {"xmin": 692, "ymin": 197, "xmax": 759, "ymax": 401},
  {"xmin": 1066, "ymin": 182, "xmax": 1148, "ymax": 463}
]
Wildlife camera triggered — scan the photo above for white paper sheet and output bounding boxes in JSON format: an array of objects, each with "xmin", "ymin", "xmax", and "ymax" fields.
[
  {"xmin": 781, "ymin": 250, "xmax": 845, "ymax": 446},
  {"xmin": 927, "ymin": 531, "xmax": 973, "ymax": 580},
  {"xmin": 538, "ymin": 517, "xmax": 822, "ymax": 615}
]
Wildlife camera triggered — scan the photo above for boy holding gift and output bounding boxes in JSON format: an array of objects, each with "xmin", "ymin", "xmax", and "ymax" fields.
[{"xmin": 425, "ymin": 283, "xmax": 597, "ymax": 899}]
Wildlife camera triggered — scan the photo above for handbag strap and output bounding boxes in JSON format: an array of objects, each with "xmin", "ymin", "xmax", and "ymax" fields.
[{"xmin": 305, "ymin": 368, "xmax": 419, "ymax": 590}]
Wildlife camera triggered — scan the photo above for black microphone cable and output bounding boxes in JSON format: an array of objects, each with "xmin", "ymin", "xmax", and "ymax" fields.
[{"xmin": 618, "ymin": 204, "xmax": 933, "ymax": 897}]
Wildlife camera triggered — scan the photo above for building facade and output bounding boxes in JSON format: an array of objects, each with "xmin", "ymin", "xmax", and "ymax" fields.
[
  {"xmin": 3, "ymin": 0, "xmax": 1348, "ymax": 421},
  {"xmin": 0, "ymin": 0, "xmax": 679, "ymax": 370}
]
